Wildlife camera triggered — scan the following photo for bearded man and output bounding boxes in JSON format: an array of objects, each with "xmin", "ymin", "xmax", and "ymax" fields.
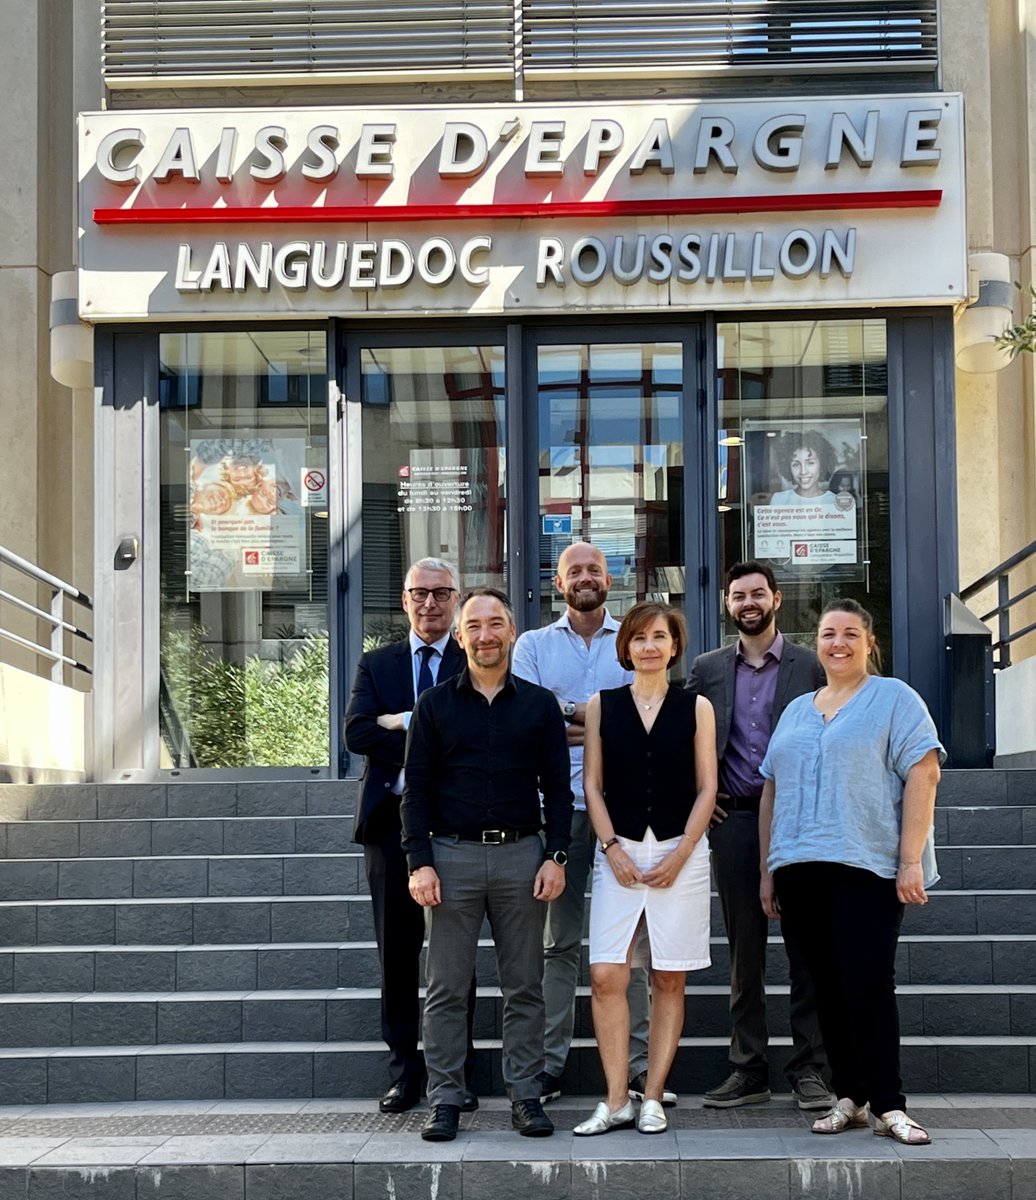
[
  {"xmin": 512, "ymin": 543, "xmax": 666, "ymax": 1106},
  {"xmin": 689, "ymin": 561, "xmax": 832, "ymax": 1111}
]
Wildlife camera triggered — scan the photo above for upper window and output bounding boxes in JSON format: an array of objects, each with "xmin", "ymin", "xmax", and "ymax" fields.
[{"xmin": 102, "ymin": 0, "xmax": 939, "ymax": 95}]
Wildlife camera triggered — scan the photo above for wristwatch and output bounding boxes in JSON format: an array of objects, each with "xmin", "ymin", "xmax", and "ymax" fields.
[
  {"xmin": 561, "ymin": 701, "xmax": 577, "ymax": 721},
  {"xmin": 547, "ymin": 849, "xmax": 569, "ymax": 866}
]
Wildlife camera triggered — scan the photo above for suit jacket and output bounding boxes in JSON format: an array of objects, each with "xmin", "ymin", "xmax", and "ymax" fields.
[
  {"xmin": 345, "ymin": 636, "xmax": 466, "ymax": 844},
  {"xmin": 688, "ymin": 636, "xmax": 826, "ymax": 761}
]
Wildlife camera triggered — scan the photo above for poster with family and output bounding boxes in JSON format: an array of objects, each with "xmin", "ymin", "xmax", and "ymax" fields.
[
  {"xmin": 187, "ymin": 437, "xmax": 307, "ymax": 592},
  {"xmin": 742, "ymin": 419, "xmax": 865, "ymax": 582}
]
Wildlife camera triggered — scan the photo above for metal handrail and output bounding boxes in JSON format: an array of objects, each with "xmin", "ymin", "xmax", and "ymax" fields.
[
  {"xmin": 959, "ymin": 538, "xmax": 1036, "ymax": 669},
  {"xmin": 0, "ymin": 544, "xmax": 93, "ymax": 683}
]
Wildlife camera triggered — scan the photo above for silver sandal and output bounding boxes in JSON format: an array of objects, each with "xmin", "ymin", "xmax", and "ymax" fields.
[
  {"xmin": 811, "ymin": 1097, "xmax": 869, "ymax": 1134},
  {"xmin": 872, "ymin": 1108, "xmax": 931, "ymax": 1145}
]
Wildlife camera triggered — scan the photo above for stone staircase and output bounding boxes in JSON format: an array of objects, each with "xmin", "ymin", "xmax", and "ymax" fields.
[{"xmin": 0, "ymin": 769, "xmax": 1031, "ymax": 1104}]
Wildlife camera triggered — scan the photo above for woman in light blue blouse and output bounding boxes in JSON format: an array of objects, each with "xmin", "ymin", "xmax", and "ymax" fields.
[{"xmin": 758, "ymin": 598, "xmax": 944, "ymax": 1146}]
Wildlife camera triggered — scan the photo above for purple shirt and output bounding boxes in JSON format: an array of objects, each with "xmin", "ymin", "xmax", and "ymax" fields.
[{"xmin": 719, "ymin": 632, "xmax": 784, "ymax": 798}]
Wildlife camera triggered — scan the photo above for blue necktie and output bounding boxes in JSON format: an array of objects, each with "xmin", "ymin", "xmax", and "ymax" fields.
[{"xmin": 416, "ymin": 644, "xmax": 436, "ymax": 698}]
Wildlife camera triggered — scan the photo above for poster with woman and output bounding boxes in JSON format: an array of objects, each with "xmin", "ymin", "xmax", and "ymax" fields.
[
  {"xmin": 187, "ymin": 437, "xmax": 306, "ymax": 591},
  {"xmin": 742, "ymin": 419, "xmax": 864, "ymax": 581}
]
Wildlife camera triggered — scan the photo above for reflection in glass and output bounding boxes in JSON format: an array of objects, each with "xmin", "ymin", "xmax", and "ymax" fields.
[
  {"xmin": 360, "ymin": 345, "xmax": 505, "ymax": 649},
  {"xmin": 159, "ymin": 331, "xmax": 329, "ymax": 768},
  {"xmin": 715, "ymin": 318, "xmax": 891, "ymax": 662},
  {"xmin": 536, "ymin": 343, "xmax": 684, "ymax": 623}
]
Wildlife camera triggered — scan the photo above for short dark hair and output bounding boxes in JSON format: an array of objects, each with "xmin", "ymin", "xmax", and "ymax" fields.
[
  {"xmin": 819, "ymin": 597, "xmax": 884, "ymax": 674},
  {"xmin": 459, "ymin": 586, "xmax": 515, "ymax": 625},
  {"xmin": 725, "ymin": 560, "xmax": 778, "ymax": 594},
  {"xmin": 615, "ymin": 601, "xmax": 688, "ymax": 671}
]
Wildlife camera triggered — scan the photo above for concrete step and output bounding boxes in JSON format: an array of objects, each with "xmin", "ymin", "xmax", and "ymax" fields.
[
  {"xmin": 2, "ymin": 887, "xmax": 1034, "ymax": 950},
  {"xmin": 0, "ymin": 842, "xmax": 1030, "ymax": 900},
  {"xmin": 0, "ymin": 1035, "xmax": 1031, "ymax": 1105},
  {"xmin": 0, "ymin": 982, "xmax": 1031, "ymax": 1049},
  {"xmin": 0, "ymin": 782, "xmax": 358, "ymax": 822},
  {"xmin": 0, "ymin": 808, "xmax": 1030, "ymax": 864},
  {"xmin": 0, "ymin": 1098, "xmax": 1032, "ymax": 1200},
  {"xmin": 0, "ymin": 769, "xmax": 1029, "ymax": 824},
  {"xmin": 0, "ymin": 816, "xmax": 357, "ymax": 860},
  {"xmin": 934, "ymin": 805, "xmax": 1036, "ymax": 845},
  {"xmin": 0, "ymin": 854, "xmax": 364, "ymax": 901},
  {"xmin": 933, "ymin": 846, "xmax": 1036, "ymax": 889},
  {"xmin": 936, "ymin": 769, "xmax": 1036, "ymax": 807},
  {"xmin": 3, "ymin": 933, "xmax": 1034, "ymax": 995}
]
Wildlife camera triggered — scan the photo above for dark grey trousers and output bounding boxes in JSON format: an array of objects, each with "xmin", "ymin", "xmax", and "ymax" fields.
[
  {"xmin": 423, "ymin": 835, "xmax": 547, "ymax": 1106},
  {"xmin": 710, "ymin": 810, "xmax": 827, "ymax": 1086}
]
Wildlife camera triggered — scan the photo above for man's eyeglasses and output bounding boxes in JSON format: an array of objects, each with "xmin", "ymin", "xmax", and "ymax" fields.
[{"xmin": 406, "ymin": 587, "xmax": 457, "ymax": 604}]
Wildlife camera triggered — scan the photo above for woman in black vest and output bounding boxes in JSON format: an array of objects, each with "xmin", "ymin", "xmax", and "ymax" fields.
[{"xmin": 574, "ymin": 601, "xmax": 717, "ymax": 1136}]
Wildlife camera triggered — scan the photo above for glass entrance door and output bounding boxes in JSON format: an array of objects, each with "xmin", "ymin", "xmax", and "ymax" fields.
[
  {"xmin": 158, "ymin": 329, "xmax": 330, "ymax": 770},
  {"xmin": 529, "ymin": 329, "xmax": 706, "ymax": 667},
  {"xmin": 345, "ymin": 338, "xmax": 507, "ymax": 652}
]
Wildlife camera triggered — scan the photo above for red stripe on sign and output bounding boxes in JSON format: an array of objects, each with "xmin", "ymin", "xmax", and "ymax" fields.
[{"xmin": 93, "ymin": 190, "xmax": 942, "ymax": 225}]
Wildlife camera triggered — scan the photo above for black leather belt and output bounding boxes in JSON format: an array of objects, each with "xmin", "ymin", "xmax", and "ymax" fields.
[
  {"xmin": 451, "ymin": 829, "xmax": 537, "ymax": 844},
  {"xmin": 723, "ymin": 795, "xmax": 762, "ymax": 812}
]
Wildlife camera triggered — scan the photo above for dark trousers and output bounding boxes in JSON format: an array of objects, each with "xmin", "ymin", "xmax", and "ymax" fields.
[
  {"xmin": 424, "ymin": 835, "xmax": 546, "ymax": 1106},
  {"xmin": 363, "ymin": 805, "xmax": 477, "ymax": 1088},
  {"xmin": 774, "ymin": 861, "xmax": 906, "ymax": 1115},
  {"xmin": 710, "ymin": 810, "xmax": 826, "ymax": 1085}
]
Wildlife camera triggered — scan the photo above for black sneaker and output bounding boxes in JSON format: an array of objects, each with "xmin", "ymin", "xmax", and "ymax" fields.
[
  {"xmin": 512, "ymin": 1097, "xmax": 554, "ymax": 1137},
  {"xmin": 702, "ymin": 1072, "xmax": 771, "ymax": 1108},
  {"xmin": 537, "ymin": 1071, "xmax": 562, "ymax": 1103},
  {"xmin": 627, "ymin": 1070, "xmax": 677, "ymax": 1107},
  {"xmin": 421, "ymin": 1104, "xmax": 460, "ymax": 1142}
]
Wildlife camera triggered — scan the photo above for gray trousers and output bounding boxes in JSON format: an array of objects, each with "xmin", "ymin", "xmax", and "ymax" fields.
[
  {"xmin": 710, "ymin": 810, "xmax": 827, "ymax": 1085},
  {"xmin": 542, "ymin": 808, "xmax": 650, "ymax": 1078},
  {"xmin": 424, "ymin": 835, "xmax": 547, "ymax": 1106}
]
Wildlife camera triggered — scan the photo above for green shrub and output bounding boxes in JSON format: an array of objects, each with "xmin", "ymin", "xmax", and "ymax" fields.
[{"xmin": 163, "ymin": 628, "xmax": 329, "ymax": 767}]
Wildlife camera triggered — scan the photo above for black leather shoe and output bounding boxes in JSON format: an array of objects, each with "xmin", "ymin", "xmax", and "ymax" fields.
[
  {"xmin": 379, "ymin": 1079, "xmax": 423, "ymax": 1114},
  {"xmin": 461, "ymin": 1092, "xmax": 479, "ymax": 1113},
  {"xmin": 512, "ymin": 1097, "xmax": 554, "ymax": 1137},
  {"xmin": 421, "ymin": 1104, "xmax": 460, "ymax": 1142}
]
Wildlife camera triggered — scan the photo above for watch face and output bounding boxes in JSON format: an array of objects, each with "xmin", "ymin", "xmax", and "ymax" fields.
[{"xmin": 552, "ymin": 850, "xmax": 569, "ymax": 866}]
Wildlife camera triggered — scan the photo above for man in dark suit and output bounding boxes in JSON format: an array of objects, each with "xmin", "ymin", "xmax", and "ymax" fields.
[
  {"xmin": 689, "ymin": 561, "xmax": 832, "ymax": 1111},
  {"xmin": 345, "ymin": 556, "xmax": 476, "ymax": 1113}
]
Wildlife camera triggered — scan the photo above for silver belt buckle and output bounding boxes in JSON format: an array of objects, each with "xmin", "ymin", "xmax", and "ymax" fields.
[{"xmin": 481, "ymin": 829, "xmax": 504, "ymax": 844}]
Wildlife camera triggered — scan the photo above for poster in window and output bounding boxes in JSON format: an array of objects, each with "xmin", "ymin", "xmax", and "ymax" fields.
[
  {"xmin": 188, "ymin": 437, "xmax": 306, "ymax": 591},
  {"xmin": 742, "ymin": 419, "xmax": 864, "ymax": 582}
]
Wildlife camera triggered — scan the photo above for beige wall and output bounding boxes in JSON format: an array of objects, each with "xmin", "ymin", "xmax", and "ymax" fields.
[
  {"xmin": 0, "ymin": 0, "xmax": 99, "ymax": 680},
  {"xmin": 945, "ymin": 1, "xmax": 1036, "ymax": 593}
]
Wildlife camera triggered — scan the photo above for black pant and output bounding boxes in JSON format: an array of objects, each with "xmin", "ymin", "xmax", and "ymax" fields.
[
  {"xmin": 774, "ymin": 861, "xmax": 905, "ymax": 1115},
  {"xmin": 710, "ymin": 811, "xmax": 826, "ymax": 1085},
  {"xmin": 363, "ymin": 804, "xmax": 477, "ymax": 1088}
]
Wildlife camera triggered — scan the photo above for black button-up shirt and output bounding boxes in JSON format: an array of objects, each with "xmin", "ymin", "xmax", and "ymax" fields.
[{"xmin": 401, "ymin": 668, "xmax": 573, "ymax": 872}]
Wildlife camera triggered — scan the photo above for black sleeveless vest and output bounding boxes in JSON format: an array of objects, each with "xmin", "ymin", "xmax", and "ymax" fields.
[{"xmin": 599, "ymin": 685, "xmax": 698, "ymax": 840}]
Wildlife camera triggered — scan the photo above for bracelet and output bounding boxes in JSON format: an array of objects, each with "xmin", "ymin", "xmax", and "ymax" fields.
[
  {"xmin": 600, "ymin": 837, "xmax": 619, "ymax": 854},
  {"xmin": 898, "ymin": 858, "xmax": 921, "ymax": 867}
]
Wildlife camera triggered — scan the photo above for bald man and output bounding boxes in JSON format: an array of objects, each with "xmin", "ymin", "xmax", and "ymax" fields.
[{"xmin": 513, "ymin": 543, "xmax": 664, "ymax": 1105}]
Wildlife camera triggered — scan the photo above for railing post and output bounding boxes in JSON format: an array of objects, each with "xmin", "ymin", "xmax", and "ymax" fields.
[
  {"xmin": 50, "ymin": 588, "xmax": 64, "ymax": 684},
  {"xmin": 998, "ymin": 574, "xmax": 1012, "ymax": 668}
]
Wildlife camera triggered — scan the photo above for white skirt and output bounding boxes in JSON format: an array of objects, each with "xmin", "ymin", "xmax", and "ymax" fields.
[{"xmin": 588, "ymin": 828, "xmax": 711, "ymax": 971}]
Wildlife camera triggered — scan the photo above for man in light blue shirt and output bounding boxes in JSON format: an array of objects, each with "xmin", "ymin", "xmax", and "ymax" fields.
[{"xmin": 513, "ymin": 541, "xmax": 662, "ymax": 1104}]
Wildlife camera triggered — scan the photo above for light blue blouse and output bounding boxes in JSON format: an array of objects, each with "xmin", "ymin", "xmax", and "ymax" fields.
[{"xmin": 759, "ymin": 676, "xmax": 945, "ymax": 887}]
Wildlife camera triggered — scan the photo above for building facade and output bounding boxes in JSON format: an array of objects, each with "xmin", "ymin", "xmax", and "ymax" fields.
[{"xmin": 2, "ymin": 0, "xmax": 1034, "ymax": 781}]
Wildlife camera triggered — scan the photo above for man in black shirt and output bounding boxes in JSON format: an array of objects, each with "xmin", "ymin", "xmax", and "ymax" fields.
[{"xmin": 403, "ymin": 587, "xmax": 573, "ymax": 1142}]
